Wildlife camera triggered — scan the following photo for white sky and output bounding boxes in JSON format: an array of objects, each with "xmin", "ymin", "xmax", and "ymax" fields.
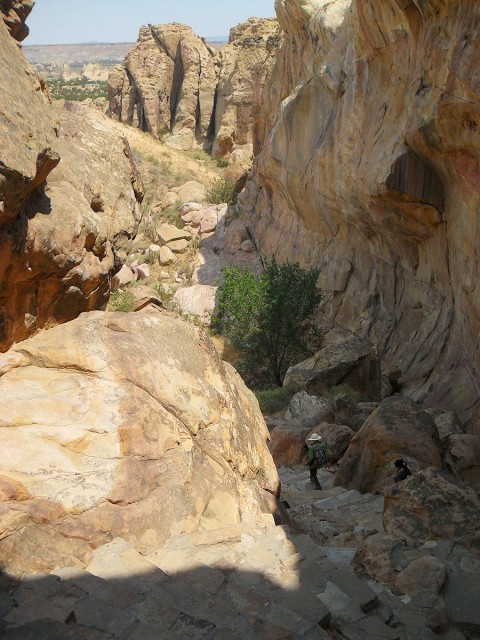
[{"xmin": 26, "ymin": 0, "xmax": 276, "ymax": 45}]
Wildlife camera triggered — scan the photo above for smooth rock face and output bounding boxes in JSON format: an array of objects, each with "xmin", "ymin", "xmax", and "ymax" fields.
[
  {"xmin": 335, "ymin": 397, "xmax": 442, "ymax": 492},
  {"xmin": 212, "ymin": 18, "xmax": 280, "ymax": 158},
  {"xmin": 383, "ymin": 468, "xmax": 480, "ymax": 552},
  {"xmin": 236, "ymin": 0, "xmax": 480, "ymax": 425},
  {"xmin": 0, "ymin": 311, "xmax": 279, "ymax": 576}
]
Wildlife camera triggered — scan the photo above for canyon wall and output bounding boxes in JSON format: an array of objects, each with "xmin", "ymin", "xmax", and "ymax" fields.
[
  {"xmin": 0, "ymin": 16, "xmax": 143, "ymax": 351},
  {"xmin": 108, "ymin": 19, "xmax": 279, "ymax": 156},
  {"xmin": 236, "ymin": 0, "xmax": 480, "ymax": 425}
]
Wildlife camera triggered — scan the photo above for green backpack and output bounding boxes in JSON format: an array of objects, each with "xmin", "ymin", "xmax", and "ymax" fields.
[{"xmin": 311, "ymin": 441, "xmax": 329, "ymax": 468}]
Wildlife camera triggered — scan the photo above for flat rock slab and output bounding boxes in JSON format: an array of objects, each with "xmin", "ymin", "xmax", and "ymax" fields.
[
  {"xmin": 157, "ymin": 223, "xmax": 192, "ymax": 244},
  {"xmin": 320, "ymin": 547, "xmax": 358, "ymax": 566},
  {"xmin": 444, "ymin": 569, "xmax": 480, "ymax": 631},
  {"xmin": 3, "ymin": 619, "xmax": 114, "ymax": 639}
]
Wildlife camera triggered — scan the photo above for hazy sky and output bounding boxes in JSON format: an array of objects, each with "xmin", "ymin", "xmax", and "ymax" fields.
[{"xmin": 25, "ymin": 0, "xmax": 276, "ymax": 45}]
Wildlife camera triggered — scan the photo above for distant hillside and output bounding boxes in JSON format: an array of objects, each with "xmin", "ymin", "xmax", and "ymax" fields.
[
  {"xmin": 23, "ymin": 37, "xmax": 228, "ymax": 67},
  {"xmin": 23, "ymin": 42, "xmax": 133, "ymax": 66}
]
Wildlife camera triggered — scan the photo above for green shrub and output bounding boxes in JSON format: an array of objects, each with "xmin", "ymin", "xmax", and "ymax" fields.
[
  {"xmin": 254, "ymin": 386, "xmax": 297, "ymax": 414},
  {"xmin": 205, "ymin": 177, "xmax": 237, "ymax": 206},
  {"xmin": 214, "ymin": 258, "xmax": 323, "ymax": 387},
  {"xmin": 322, "ymin": 384, "xmax": 367, "ymax": 403},
  {"xmin": 161, "ymin": 207, "xmax": 183, "ymax": 228},
  {"xmin": 140, "ymin": 220, "xmax": 158, "ymax": 243},
  {"xmin": 153, "ymin": 283, "xmax": 175, "ymax": 308},
  {"xmin": 109, "ymin": 289, "xmax": 136, "ymax": 312},
  {"xmin": 215, "ymin": 157, "xmax": 229, "ymax": 168}
]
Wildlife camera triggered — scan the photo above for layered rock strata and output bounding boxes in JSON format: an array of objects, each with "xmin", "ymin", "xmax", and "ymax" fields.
[
  {"xmin": 0, "ymin": 16, "xmax": 143, "ymax": 351},
  {"xmin": 235, "ymin": 0, "xmax": 480, "ymax": 426},
  {"xmin": 108, "ymin": 18, "xmax": 279, "ymax": 155},
  {"xmin": 0, "ymin": 310, "xmax": 279, "ymax": 576}
]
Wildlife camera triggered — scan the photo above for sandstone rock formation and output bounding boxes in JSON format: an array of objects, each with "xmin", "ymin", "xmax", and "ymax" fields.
[
  {"xmin": 235, "ymin": 0, "xmax": 480, "ymax": 426},
  {"xmin": 0, "ymin": 311, "xmax": 279, "ymax": 576},
  {"xmin": 108, "ymin": 23, "xmax": 218, "ymax": 151},
  {"xmin": 108, "ymin": 18, "xmax": 279, "ymax": 156},
  {"xmin": 0, "ymin": 12, "xmax": 143, "ymax": 351},
  {"xmin": 0, "ymin": 0, "xmax": 33, "ymax": 41},
  {"xmin": 212, "ymin": 18, "xmax": 280, "ymax": 158},
  {"xmin": 334, "ymin": 397, "xmax": 442, "ymax": 492}
]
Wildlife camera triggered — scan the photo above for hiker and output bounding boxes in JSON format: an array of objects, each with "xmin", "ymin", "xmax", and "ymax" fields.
[
  {"xmin": 305, "ymin": 433, "xmax": 328, "ymax": 490},
  {"xmin": 393, "ymin": 458, "xmax": 412, "ymax": 483}
]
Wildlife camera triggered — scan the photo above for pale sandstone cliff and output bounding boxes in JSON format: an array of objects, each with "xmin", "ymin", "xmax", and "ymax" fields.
[
  {"xmin": 108, "ymin": 23, "xmax": 218, "ymax": 150},
  {"xmin": 108, "ymin": 19, "xmax": 279, "ymax": 156},
  {"xmin": 235, "ymin": 0, "xmax": 480, "ymax": 426},
  {"xmin": 0, "ymin": 18, "xmax": 143, "ymax": 351},
  {"xmin": 212, "ymin": 18, "xmax": 280, "ymax": 158}
]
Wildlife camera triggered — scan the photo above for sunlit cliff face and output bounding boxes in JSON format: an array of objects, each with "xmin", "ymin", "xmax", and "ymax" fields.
[{"xmin": 238, "ymin": 0, "xmax": 480, "ymax": 425}]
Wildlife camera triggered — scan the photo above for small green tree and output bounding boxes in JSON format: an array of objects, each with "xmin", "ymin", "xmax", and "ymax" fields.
[{"xmin": 215, "ymin": 259, "xmax": 323, "ymax": 387}]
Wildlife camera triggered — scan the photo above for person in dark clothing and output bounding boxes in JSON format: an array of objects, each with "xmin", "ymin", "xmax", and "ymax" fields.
[
  {"xmin": 305, "ymin": 433, "xmax": 324, "ymax": 490},
  {"xmin": 393, "ymin": 458, "xmax": 412, "ymax": 482}
]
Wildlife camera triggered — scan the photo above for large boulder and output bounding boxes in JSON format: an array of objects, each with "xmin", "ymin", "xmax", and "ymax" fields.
[
  {"xmin": 285, "ymin": 391, "xmax": 334, "ymax": 428},
  {"xmin": 283, "ymin": 337, "xmax": 382, "ymax": 401},
  {"xmin": 334, "ymin": 397, "xmax": 442, "ymax": 493},
  {"xmin": 0, "ymin": 311, "xmax": 279, "ymax": 576},
  {"xmin": 267, "ymin": 417, "xmax": 312, "ymax": 466},
  {"xmin": 313, "ymin": 422, "xmax": 355, "ymax": 464},
  {"xmin": 383, "ymin": 468, "xmax": 480, "ymax": 552}
]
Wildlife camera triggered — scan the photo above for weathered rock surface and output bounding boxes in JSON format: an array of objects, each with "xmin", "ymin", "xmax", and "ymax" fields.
[
  {"xmin": 0, "ymin": 311, "xmax": 279, "ymax": 576},
  {"xmin": 444, "ymin": 433, "xmax": 480, "ymax": 495},
  {"xmin": 172, "ymin": 284, "xmax": 217, "ymax": 324},
  {"xmin": 108, "ymin": 23, "xmax": 218, "ymax": 150},
  {"xmin": 383, "ymin": 468, "xmax": 480, "ymax": 552},
  {"xmin": 285, "ymin": 391, "xmax": 334, "ymax": 428},
  {"xmin": 108, "ymin": 18, "xmax": 280, "ymax": 156},
  {"xmin": 0, "ymin": 99, "xmax": 142, "ymax": 350},
  {"xmin": 0, "ymin": 20, "xmax": 143, "ymax": 351},
  {"xmin": 212, "ymin": 18, "xmax": 280, "ymax": 158},
  {"xmin": 335, "ymin": 397, "xmax": 442, "ymax": 492},
  {"xmin": 284, "ymin": 337, "xmax": 382, "ymax": 401},
  {"xmin": 235, "ymin": 0, "xmax": 480, "ymax": 426},
  {"xmin": 0, "ymin": 0, "xmax": 33, "ymax": 41}
]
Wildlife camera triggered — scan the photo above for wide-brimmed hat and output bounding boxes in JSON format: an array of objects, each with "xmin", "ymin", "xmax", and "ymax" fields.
[{"xmin": 307, "ymin": 433, "xmax": 322, "ymax": 442}]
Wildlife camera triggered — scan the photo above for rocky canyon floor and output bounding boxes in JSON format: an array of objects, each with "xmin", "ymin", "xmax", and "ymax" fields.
[{"xmin": 2, "ymin": 461, "xmax": 477, "ymax": 640}]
